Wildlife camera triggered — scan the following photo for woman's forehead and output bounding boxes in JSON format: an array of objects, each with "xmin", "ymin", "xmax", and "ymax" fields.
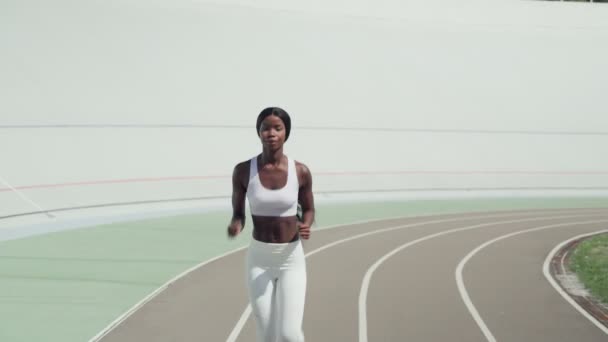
[{"xmin": 261, "ymin": 115, "xmax": 284, "ymax": 125}]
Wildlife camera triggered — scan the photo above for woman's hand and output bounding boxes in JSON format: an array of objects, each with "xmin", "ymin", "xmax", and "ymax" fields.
[
  {"xmin": 298, "ymin": 222, "xmax": 310, "ymax": 240},
  {"xmin": 227, "ymin": 220, "xmax": 243, "ymax": 239}
]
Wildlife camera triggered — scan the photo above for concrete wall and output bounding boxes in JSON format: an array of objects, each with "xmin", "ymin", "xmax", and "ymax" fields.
[{"xmin": 2, "ymin": 0, "xmax": 608, "ymax": 221}]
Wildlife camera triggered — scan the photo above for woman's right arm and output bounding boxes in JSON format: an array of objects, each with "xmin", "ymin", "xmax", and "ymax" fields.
[{"xmin": 227, "ymin": 162, "xmax": 247, "ymax": 238}]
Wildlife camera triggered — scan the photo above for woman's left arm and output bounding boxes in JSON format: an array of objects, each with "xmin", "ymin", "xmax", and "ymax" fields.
[{"xmin": 297, "ymin": 162, "xmax": 315, "ymax": 239}]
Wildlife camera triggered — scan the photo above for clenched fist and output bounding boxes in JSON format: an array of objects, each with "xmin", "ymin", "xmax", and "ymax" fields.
[
  {"xmin": 298, "ymin": 222, "xmax": 310, "ymax": 240},
  {"xmin": 227, "ymin": 220, "xmax": 243, "ymax": 239}
]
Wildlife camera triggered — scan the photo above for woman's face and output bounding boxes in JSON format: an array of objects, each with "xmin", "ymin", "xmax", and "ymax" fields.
[{"xmin": 259, "ymin": 115, "xmax": 286, "ymax": 150}]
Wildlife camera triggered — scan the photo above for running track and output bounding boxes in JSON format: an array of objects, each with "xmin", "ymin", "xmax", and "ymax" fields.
[{"xmin": 95, "ymin": 208, "xmax": 608, "ymax": 341}]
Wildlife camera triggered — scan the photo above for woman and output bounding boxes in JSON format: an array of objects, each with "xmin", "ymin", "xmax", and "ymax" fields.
[{"xmin": 227, "ymin": 107, "xmax": 315, "ymax": 342}]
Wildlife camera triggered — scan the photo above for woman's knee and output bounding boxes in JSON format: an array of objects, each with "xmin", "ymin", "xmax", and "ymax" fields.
[{"xmin": 277, "ymin": 328, "xmax": 304, "ymax": 342}]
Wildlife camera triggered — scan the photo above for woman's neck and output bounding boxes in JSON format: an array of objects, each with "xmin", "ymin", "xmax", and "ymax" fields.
[{"xmin": 261, "ymin": 148, "xmax": 284, "ymax": 165}]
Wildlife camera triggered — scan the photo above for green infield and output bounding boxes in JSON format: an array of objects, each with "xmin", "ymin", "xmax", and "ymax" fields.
[{"xmin": 570, "ymin": 233, "xmax": 608, "ymax": 303}]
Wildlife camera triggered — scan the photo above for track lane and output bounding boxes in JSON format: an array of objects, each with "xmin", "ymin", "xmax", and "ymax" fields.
[
  {"xmin": 235, "ymin": 211, "xmax": 601, "ymax": 341},
  {"xmin": 96, "ymin": 208, "xmax": 608, "ymax": 341},
  {"xmin": 360, "ymin": 212, "xmax": 608, "ymax": 341},
  {"xmin": 99, "ymin": 213, "xmax": 449, "ymax": 341},
  {"xmin": 462, "ymin": 221, "xmax": 608, "ymax": 341}
]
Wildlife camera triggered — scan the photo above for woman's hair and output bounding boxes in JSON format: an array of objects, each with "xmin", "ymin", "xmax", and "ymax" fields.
[{"xmin": 256, "ymin": 107, "xmax": 292, "ymax": 141}]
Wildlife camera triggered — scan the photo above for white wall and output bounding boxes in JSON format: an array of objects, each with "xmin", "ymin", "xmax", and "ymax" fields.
[{"xmin": 1, "ymin": 0, "xmax": 608, "ymax": 221}]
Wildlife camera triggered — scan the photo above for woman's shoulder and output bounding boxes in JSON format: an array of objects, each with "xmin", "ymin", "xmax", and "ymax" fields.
[
  {"xmin": 235, "ymin": 158, "xmax": 252, "ymax": 168},
  {"xmin": 294, "ymin": 159, "xmax": 308, "ymax": 169},
  {"xmin": 235, "ymin": 154, "xmax": 260, "ymax": 168},
  {"xmin": 294, "ymin": 160, "xmax": 312, "ymax": 177},
  {"xmin": 233, "ymin": 158, "xmax": 253, "ymax": 179}
]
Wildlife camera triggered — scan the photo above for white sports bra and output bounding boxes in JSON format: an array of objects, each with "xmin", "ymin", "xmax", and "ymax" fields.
[{"xmin": 247, "ymin": 155, "xmax": 299, "ymax": 217}]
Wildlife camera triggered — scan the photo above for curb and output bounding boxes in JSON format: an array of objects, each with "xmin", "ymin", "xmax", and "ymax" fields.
[{"xmin": 549, "ymin": 233, "xmax": 608, "ymax": 327}]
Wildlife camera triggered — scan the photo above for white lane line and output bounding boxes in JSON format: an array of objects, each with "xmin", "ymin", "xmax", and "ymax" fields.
[
  {"xmin": 543, "ymin": 230, "xmax": 608, "ymax": 335},
  {"xmin": 456, "ymin": 220, "xmax": 608, "ymax": 342},
  {"xmin": 88, "ymin": 247, "xmax": 248, "ymax": 342},
  {"xmin": 227, "ymin": 211, "xmax": 551, "ymax": 342},
  {"xmin": 92, "ymin": 213, "xmax": 446, "ymax": 341},
  {"xmin": 228, "ymin": 210, "xmax": 607, "ymax": 342},
  {"xmin": 86, "ymin": 208, "xmax": 605, "ymax": 342},
  {"xmin": 359, "ymin": 213, "xmax": 608, "ymax": 342},
  {"xmin": 89, "ymin": 211, "xmax": 467, "ymax": 342},
  {"xmin": 225, "ymin": 306, "xmax": 253, "ymax": 342},
  {"xmin": 90, "ymin": 208, "xmax": 608, "ymax": 342}
]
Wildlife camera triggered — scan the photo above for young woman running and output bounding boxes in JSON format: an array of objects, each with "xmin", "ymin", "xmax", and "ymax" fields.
[{"xmin": 227, "ymin": 107, "xmax": 315, "ymax": 342}]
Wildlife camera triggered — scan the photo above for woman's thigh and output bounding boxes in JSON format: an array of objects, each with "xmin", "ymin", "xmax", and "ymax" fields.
[{"xmin": 275, "ymin": 266, "xmax": 307, "ymax": 341}]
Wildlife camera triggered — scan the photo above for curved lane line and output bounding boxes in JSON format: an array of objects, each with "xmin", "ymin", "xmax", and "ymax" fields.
[
  {"xmin": 358, "ymin": 213, "xmax": 608, "ymax": 342},
  {"xmin": 543, "ymin": 230, "xmax": 608, "ymax": 335},
  {"xmin": 91, "ymin": 211, "xmax": 474, "ymax": 342},
  {"xmin": 456, "ymin": 220, "xmax": 608, "ymax": 342},
  {"xmin": 227, "ymin": 209, "xmax": 607, "ymax": 342},
  {"xmin": 87, "ymin": 247, "xmax": 248, "ymax": 342},
  {"xmin": 86, "ymin": 209, "xmax": 606, "ymax": 342}
]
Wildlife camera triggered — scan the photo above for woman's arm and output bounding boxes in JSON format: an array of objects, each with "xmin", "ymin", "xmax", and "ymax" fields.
[
  {"xmin": 297, "ymin": 162, "xmax": 315, "ymax": 239},
  {"xmin": 228, "ymin": 162, "xmax": 247, "ymax": 238}
]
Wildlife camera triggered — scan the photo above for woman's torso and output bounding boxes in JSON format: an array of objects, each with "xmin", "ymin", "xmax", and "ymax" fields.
[{"xmin": 246, "ymin": 155, "xmax": 300, "ymax": 243}]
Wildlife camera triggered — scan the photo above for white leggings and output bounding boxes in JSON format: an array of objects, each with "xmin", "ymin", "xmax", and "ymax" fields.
[{"xmin": 246, "ymin": 239, "xmax": 307, "ymax": 342}]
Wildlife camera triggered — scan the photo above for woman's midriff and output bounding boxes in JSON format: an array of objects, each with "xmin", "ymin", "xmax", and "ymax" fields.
[{"xmin": 252, "ymin": 215, "xmax": 299, "ymax": 243}]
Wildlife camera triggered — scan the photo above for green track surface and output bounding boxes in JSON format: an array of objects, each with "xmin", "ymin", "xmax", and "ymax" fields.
[{"xmin": 1, "ymin": 197, "xmax": 608, "ymax": 342}]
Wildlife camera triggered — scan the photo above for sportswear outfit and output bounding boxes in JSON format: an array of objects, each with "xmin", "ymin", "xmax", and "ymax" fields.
[{"xmin": 246, "ymin": 156, "xmax": 306, "ymax": 342}]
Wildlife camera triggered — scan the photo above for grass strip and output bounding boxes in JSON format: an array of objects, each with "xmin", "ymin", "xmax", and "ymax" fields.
[{"xmin": 570, "ymin": 233, "xmax": 608, "ymax": 303}]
